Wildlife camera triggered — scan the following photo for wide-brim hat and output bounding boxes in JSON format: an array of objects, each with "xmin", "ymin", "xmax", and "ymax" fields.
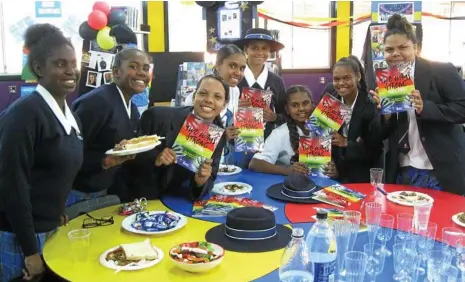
[
  {"xmin": 234, "ymin": 28, "xmax": 285, "ymax": 52},
  {"xmin": 267, "ymin": 173, "xmax": 322, "ymax": 204},
  {"xmin": 205, "ymin": 207, "xmax": 291, "ymax": 253}
]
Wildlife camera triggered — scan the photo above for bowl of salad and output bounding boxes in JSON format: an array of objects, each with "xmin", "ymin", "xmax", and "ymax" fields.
[{"xmin": 169, "ymin": 241, "xmax": 224, "ymax": 272}]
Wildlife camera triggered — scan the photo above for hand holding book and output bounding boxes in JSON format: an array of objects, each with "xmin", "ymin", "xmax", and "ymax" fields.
[
  {"xmin": 409, "ymin": 89, "xmax": 423, "ymax": 114},
  {"xmin": 194, "ymin": 159, "xmax": 213, "ymax": 186},
  {"xmin": 263, "ymin": 108, "xmax": 277, "ymax": 122},
  {"xmin": 225, "ymin": 126, "xmax": 240, "ymax": 141},
  {"xmin": 323, "ymin": 161, "xmax": 338, "ymax": 178},
  {"xmin": 155, "ymin": 148, "xmax": 177, "ymax": 166},
  {"xmin": 331, "ymin": 132, "xmax": 347, "ymax": 147}
]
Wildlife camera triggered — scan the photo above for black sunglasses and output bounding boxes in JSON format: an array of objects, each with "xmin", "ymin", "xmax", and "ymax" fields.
[{"xmin": 82, "ymin": 213, "xmax": 114, "ymax": 228}]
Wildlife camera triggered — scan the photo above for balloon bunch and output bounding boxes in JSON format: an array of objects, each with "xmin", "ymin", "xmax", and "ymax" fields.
[{"xmin": 78, "ymin": 1, "xmax": 127, "ymax": 50}]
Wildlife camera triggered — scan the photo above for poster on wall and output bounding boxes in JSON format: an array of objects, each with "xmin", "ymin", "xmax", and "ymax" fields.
[
  {"xmin": 35, "ymin": 1, "xmax": 62, "ymax": 18},
  {"xmin": 371, "ymin": 1, "xmax": 422, "ymax": 23},
  {"xmin": 217, "ymin": 7, "xmax": 242, "ymax": 41}
]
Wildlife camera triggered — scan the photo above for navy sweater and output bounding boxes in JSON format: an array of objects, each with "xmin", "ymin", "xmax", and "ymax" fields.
[{"xmin": 0, "ymin": 93, "xmax": 83, "ymax": 256}]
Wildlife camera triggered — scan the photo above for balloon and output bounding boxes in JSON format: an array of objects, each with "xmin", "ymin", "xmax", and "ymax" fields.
[
  {"xmin": 78, "ymin": 21, "xmax": 98, "ymax": 41},
  {"xmin": 88, "ymin": 10, "xmax": 108, "ymax": 30},
  {"xmin": 93, "ymin": 1, "xmax": 111, "ymax": 15},
  {"xmin": 250, "ymin": 1, "xmax": 264, "ymax": 5},
  {"xmin": 96, "ymin": 27, "xmax": 116, "ymax": 50},
  {"xmin": 108, "ymin": 9, "xmax": 126, "ymax": 27},
  {"xmin": 195, "ymin": 1, "xmax": 219, "ymax": 8}
]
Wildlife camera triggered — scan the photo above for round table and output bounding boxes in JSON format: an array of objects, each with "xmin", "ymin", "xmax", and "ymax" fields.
[{"xmin": 43, "ymin": 169, "xmax": 465, "ymax": 281}]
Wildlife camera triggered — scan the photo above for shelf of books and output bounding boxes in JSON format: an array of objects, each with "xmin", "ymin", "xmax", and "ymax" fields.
[{"xmin": 174, "ymin": 62, "xmax": 214, "ymax": 107}]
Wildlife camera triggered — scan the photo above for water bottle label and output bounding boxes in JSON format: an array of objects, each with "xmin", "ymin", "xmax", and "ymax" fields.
[{"xmin": 310, "ymin": 260, "xmax": 336, "ymax": 282}]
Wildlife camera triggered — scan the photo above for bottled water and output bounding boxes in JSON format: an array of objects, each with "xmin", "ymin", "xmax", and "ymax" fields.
[
  {"xmin": 279, "ymin": 228, "xmax": 312, "ymax": 282},
  {"xmin": 306, "ymin": 210, "xmax": 337, "ymax": 282}
]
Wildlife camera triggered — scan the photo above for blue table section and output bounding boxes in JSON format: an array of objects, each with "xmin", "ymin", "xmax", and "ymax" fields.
[{"xmin": 161, "ymin": 170, "xmax": 431, "ymax": 282}]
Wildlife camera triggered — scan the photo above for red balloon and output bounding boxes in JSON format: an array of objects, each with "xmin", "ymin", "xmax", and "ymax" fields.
[
  {"xmin": 88, "ymin": 10, "xmax": 108, "ymax": 30},
  {"xmin": 93, "ymin": 1, "xmax": 111, "ymax": 15}
]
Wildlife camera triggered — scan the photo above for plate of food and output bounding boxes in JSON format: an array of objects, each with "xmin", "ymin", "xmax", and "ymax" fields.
[
  {"xmin": 218, "ymin": 165, "xmax": 242, "ymax": 176},
  {"xmin": 211, "ymin": 182, "xmax": 252, "ymax": 196},
  {"xmin": 100, "ymin": 239, "xmax": 164, "ymax": 271},
  {"xmin": 122, "ymin": 211, "xmax": 187, "ymax": 235},
  {"xmin": 452, "ymin": 212, "xmax": 465, "ymax": 228},
  {"xmin": 106, "ymin": 135, "xmax": 163, "ymax": 156},
  {"xmin": 169, "ymin": 241, "xmax": 224, "ymax": 273},
  {"xmin": 387, "ymin": 191, "xmax": 434, "ymax": 206}
]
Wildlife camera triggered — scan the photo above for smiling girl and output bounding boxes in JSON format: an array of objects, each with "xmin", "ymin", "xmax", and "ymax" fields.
[
  {"xmin": 132, "ymin": 75, "xmax": 228, "ymax": 200},
  {"xmin": 70, "ymin": 48, "xmax": 152, "ymax": 204}
]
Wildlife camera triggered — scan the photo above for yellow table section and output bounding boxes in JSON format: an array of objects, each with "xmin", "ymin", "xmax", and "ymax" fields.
[{"xmin": 43, "ymin": 201, "xmax": 283, "ymax": 282}]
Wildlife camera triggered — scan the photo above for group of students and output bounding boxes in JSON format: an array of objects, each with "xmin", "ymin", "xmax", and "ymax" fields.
[{"xmin": 0, "ymin": 13, "xmax": 465, "ymax": 281}]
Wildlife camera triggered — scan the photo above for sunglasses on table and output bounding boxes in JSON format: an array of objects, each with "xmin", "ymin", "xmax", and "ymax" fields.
[{"xmin": 82, "ymin": 212, "xmax": 114, "ymax": 228}]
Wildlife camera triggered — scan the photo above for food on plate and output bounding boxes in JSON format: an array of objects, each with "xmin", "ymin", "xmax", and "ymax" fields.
[
  {"xmin": 170, "ymin": 242, "xmax": 222, "ymax": 264},
  {"xmin": 392, "ymin": 191, "xmax": 431, "ymax": 203},
  {"xmin": 457, "ymin": 212, "xmax": 465, "ymax": 224},
  {"xmin": 105, "ymin": 239, "xmax": 158, "ymax": 266},
  {"xmin": 131, "ymin": 211, "xmax": 181, "ymax": 232},
  {"xmin": 219, "ymin": 165, "xmax": 237, "ymax": 173},
  {"xmin": 114, "ymin": 135, "xmax": 160, "ymax": 151},
  {"xmin": 224, "ymin": 183, "xmax": 245, "ymax": 192}
]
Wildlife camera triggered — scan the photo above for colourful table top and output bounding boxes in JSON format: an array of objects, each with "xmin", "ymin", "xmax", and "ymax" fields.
[{"xmin": 44, "ymin": 169, "xmax": 465, "ymax": 281}]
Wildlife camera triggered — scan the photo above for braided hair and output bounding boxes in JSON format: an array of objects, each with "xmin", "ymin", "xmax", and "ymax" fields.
[
  {"xmin": 193, "ymin": 74, "xmax": 230, "ymax": 128},
  {"xmin": 285, "ymin": 85, "xmax": 314, "ymax": 163},
  {"xmin": 334, "ymin": 56, "xmax": 368, "ymax": 94}
]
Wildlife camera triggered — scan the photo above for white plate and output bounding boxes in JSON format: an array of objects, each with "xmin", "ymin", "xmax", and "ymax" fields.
[
  {"xmin": 105, "ymin": 141, "xmax": 161, "ymax": 156},
  {"xmin": 452, "ymin": 213, "xmax": 465, "ymax": 228},
  {"xmin": 122, "ymin": 211, "xmax": 187, "ymax": 235},
  {"xmin": 386, "ymin": 191, "xmax": 434, "ymax": 206},
  {"xmin": 100, "ymin": 244, "xmax": 164, "ymax": 271},
  {"xmin": 211, "ymin": 182, "xmax": 252, "ymax": 196},
  {"xmin": 218, "ymin": 165, "xmax": 242, "ymax": 176}
]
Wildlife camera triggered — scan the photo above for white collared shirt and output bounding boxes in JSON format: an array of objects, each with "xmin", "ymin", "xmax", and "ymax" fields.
[
  {"xmin": 116, "ymin": 85, "xmax": 131, "ymax": 118},
  {"xmin": 398, "ymin": 60, "xmax": 433, "ymax": 169},
  {"xmin": 244, "ymin": 65, "xmax": 268, "ymax": 89},
  {"xmin": 35, "ymin": 85, "xmax": 80, "ymax": 135},
  {"xmin": 341, "ymin": 91, "xmax": 358, "ymax": 136},
  {"xmin": 253, "ymin": 123, "xmax": 306, "ymax": 166}
]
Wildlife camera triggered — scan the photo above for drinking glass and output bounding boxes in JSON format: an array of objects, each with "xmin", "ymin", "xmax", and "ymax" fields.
[
  {"xmin": 333, "ymin": 219, "xmax": 351, "ymax": 280},
  {"xmin": 344, "ymin": 251, "xmax": 368, "ymax": 282},
  {"xmin": 365, "ymin": 202, "xmax": 382, "ymax": 245},
  {"xmin": 68, "ymin": 229, "xmax": 91, "ymax": 263},
  {"xmin": 408, "ymin": 222, "xmax": 438, "ymax": 276},
  {"xmin": 427, "ymin": 249, "xmax": 454, "ymax": 282},
  {"xmin": 393, "ymin": 243, "xmax": 415, "ymax": 281},
  {"xmin": 455, "ymin": 238, "xmax": 465, "ymax": 281},
  {"xmin": 437, "ymin": 265, "xmax": 459, "ymax": 282},
  {"xmin": 397, "ymin": 213, "xmax": 414, "ymax": 240},
  {"xmin": 441, "ymin": 227, "xmax": 463, "ymax": 256},
  {"xmin": 343, "ymin": 210, "xmax": 361, "ymax": 252},
  {"xmin": 364, "ymin": 243, "xmax": 386, "ymax": 282},
  {"xmin": 376, "ymin": 213, "xmax": 394, "ymax": 256},
  {"xmin": 413, "ymin": 200, "xmax": 433, "ymax": 231},
  {"xmin": 370, "ymin": 168, "xmax": 384, "ymax": 192}
]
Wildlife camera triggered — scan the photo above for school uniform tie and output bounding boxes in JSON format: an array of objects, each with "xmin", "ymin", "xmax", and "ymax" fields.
[{"xmin": 397, "ymin": 111, "xmax": 410, "ymax": 154}]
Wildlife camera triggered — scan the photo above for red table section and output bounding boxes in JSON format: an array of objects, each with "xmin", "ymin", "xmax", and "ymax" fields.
[{"xmin": 284, "ymin": 184, "xmax": 465, "ymax": 239}]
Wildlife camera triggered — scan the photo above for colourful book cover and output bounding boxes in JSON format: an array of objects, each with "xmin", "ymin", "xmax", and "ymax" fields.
[
  {"xmin": 241, "ymin": 87, "xmax": 273, "ymax": 109},
  {"xmin": 305, "ymin": 93, "xmax": 349, "ymax": 136},
  {"xmin": 322, "ymin": 184, "xmax": 366, "ymax": 203},
  {"xmin": 376, "ymin": 62, "xmax": 415, "ymax": 114},
  {"xmin": 313, "ymin": 207, "xmax": 344, "ymax": 218},
  {"xmin": 192, "ymin": 200, "xmax": 209, "ymax": 217},
  {"xmin": 234, "ymin": 107, "xmax": 265, "ymax": 152},
  {"xmin": 311, "ymin": 214, "xmax": 368, "ymax": 233},
  {"xmin": 298, "ymin": 135, "xmax": 331, "ymax": 178},
  {"xmin": 194, "ymin": 195, "xmax": 277, "ymax": 217},
  {"xmin": 173, "ymin": 114, "xmax": 225, "ymax": 173}
]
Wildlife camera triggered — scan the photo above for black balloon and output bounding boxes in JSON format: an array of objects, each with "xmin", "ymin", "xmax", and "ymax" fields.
[
  {"xmin": 250, "ymin": 1, "xmax": 264, "ymax": 5},
  {"xmin": 78, "ymin": 21, "xmax": 98, "ymax": 41},
  {"xmin": 108, "ymin": 9, "xmax": 127, "ymax": 27},
  {"xmin": 195, "ymin": 1, "xmax": 221, "ymax": 9}
]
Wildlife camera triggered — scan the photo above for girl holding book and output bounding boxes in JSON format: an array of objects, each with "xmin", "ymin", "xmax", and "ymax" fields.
[
  {"xmin": 330, "ymin": 56, "xmax": 384, "ymax": 183},
  {"xmin": 131, "ymin": 75, "xmax": 228, "ymax": 200},
  {"xmin": 249, "ymin": 86, "xmax": 338, "ymax": 176},
  {"xmin": 370, "ymin": 14, "xmax": 465, "ymax": 194}
]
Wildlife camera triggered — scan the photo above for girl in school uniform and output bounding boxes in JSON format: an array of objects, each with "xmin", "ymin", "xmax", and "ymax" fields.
[
  {"xmin": 329, "ymin": 56, "xmax": 384, "ymax": 183},
  {"xmin": 184, "ymin": 44, "xmax": 247, "ymax": 164},
  {"xmin": 70, "ymin": 48, "xmax": 152, "ymax": 204},
  {"xmin": 131, "ymin": 75, "xmax": 228, "ymax": 200},
  {"xmin": 371, "ymin": 14, "xmax": 465, "ymax": 194},
  {"xmin": 234, "ymin": 28, "xmax": 287, "ymax": 139},
  {"xmin": 249, "ymin": 85, "xmax": 336, "ymax": 176},
  {"xmin": 0, "ymin": 24, "xmax": 82, "ymax": 281}
]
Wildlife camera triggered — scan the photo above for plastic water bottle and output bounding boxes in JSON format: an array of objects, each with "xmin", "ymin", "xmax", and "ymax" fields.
[
  {"xmin": 279, "ymin": 228, "xmax": 313, "ymax": 282},
  {"xmin": 306, "ymin": 210, "xmax": 337, "ymax": 282}
]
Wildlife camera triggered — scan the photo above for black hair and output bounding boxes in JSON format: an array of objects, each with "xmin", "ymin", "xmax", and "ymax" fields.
[
  {"xmin": 284, "ymin": 85, "xmax": 313, "ymax": 163},
  {"xmin": 212, "ymin": 44, "xmax": 246, "ymax": 76},
  {"xmin": 193, "ymin": 74, "xmax": 230, "ymax": 128},
  {"xmin": 384, "ymin": 14, "xmax": 417, "ymax": 44},
  {"xmin": 112, "ymin": 47, "xmax": 151, "ymax": 69},
  {"xmin": 333, "ymin": 55, "xmax": 368, "ymax": 94},
  {"xmin": 24, "ymin": 23, "xmax": 74, "ymax": 79}
]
